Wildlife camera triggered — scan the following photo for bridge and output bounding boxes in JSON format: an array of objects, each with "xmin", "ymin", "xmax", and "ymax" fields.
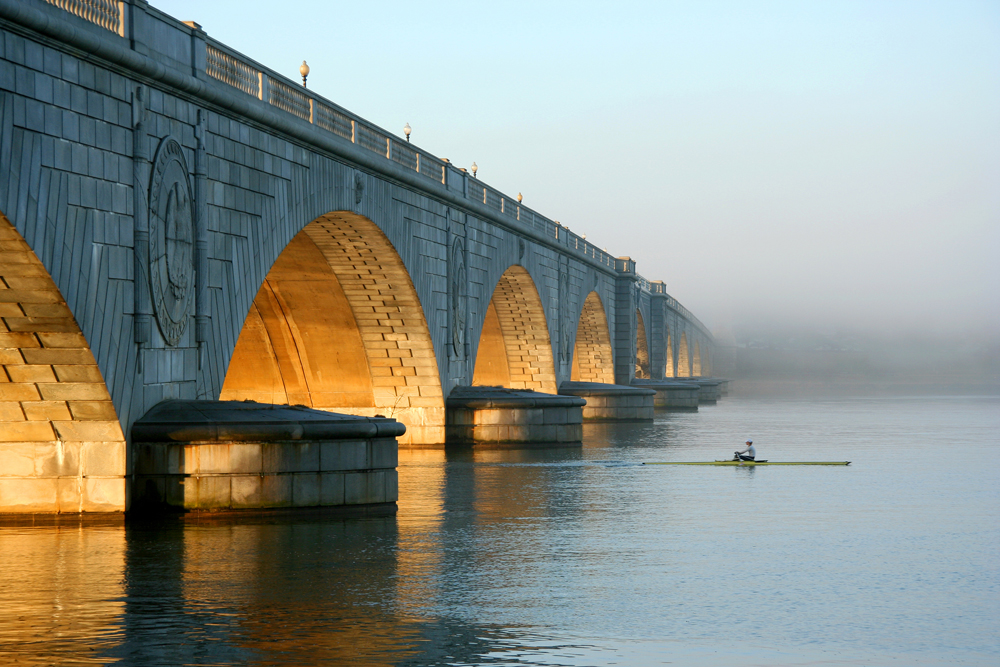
[{"xmin": 0, "ymin": 0, "xmax": 718, "ymax": 513}]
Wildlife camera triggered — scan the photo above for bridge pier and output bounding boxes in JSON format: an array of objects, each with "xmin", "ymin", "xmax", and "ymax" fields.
[
  {"xmin": 631, "ymin": 380, "xmax": 702, "ymax": 411},
  {"xmin": 559, "ymin": 382, "xmax": 655, "ymax": 422},
  {"xmin": 445, "ymin": 387, "xmax": 584, "ymax": 445},
  {"xmin": 131, "ymin": 400, "xmax": 402, "ymax": 513}
]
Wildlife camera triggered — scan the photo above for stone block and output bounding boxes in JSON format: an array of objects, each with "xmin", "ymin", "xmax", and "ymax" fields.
[
  {"xmin": 192, "ymin": 476, "xmax": 231, "ymax": 509},
  {"xmin": 191, "ymin": 443, "xmax": 230, "ymax": 474},
  {"xmin": 82, "ymin": 478, "xmax": 126, "ymax": 512},
  {"xmin": 0, "ymin": 443, "xmax": 37, "ymax": 477},
  {"xmin": 20, "ymin": 401, "xmax": 70, "ymax": 421},
  {"xmin": 262, "ymin": 442, "xmax": 319, "ymax": 473},
  {"xmin": 37, "ymin": 383, "xmax": 110, "ymax": 401},
  {"xmin": 320, "ymin": 472, "xmax": 345, "ymax": 506},
  {"xmin": 66, "ymin": 400, "xmax": 117, "ymax": 420},
  {"xmin": 0, "ymin": 401, "xmax": 23, "ymax": 422},
  {"xmin": 293, "ymin": 473, "xmax": 321, "ymax": 507},
  {"xmin": 231, "ymin": 475, "xmax": 263, "ymax": 508},
  {"xmin": 384, "ymin": 469, "xmax": 399, "ymax": 503},
  {"xmin": 52, "ymin": 420, "xmax": 122, "ymax": 442},
  {"xmin": 343, "ymin": 472, "xmax": 371, "ymax": 505},
  {"xmin": 228, "ymin": 443, "xmax": 262, "ymax": 474},
  {"xmin": 260, "ymin": 475, "xmax": 292, "ymax": 507},
  {"xmin": 0, "ymin": 420, "xmax": 54, "ymax": 441},
  {"xmin": 56, "ymin": 477, "xmax": 82, "ymax": 511},
  {"xmin": 542, "ymin": 407, "xmax": 568, "ymax": 424},
  {"xmin": 0, "ymin": 477, "xmax": 59, "ymax": 512},
  {"xmin": 81, "ymin": 441, "xmax": 125, "ymax": 477},
  {"xmin": 5, "ymin": 365, "xmax": 56, "ymax": 383},
  {"xmin": 369, "ymin": 438, "xmax": 398, "ymax": 469},
  {"xmin": 36, "ymin": 440, "xmax": 80, "ymax": 476}
]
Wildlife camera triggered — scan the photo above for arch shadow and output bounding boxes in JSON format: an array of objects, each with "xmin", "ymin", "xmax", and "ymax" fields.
[{"xmin": 635, "ymin": 309, "xmax": 650, "ymax": 380}]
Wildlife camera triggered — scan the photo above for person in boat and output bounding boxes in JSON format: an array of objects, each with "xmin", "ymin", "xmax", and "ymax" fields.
[{"xmin": 734, "ymin": 440, "xmax": 755, "ymax": 462}]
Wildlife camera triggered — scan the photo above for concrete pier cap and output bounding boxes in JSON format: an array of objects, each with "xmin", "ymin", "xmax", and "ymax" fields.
[
  {"xmin": 559, "ymin": 381, "xmax": 655, "ymax": 422},
  {"xmin": 131, "ymin": 400, "xmax": 403, "ymax": 513},
  {"xmin": 445, "ymin": 387, "xmax": 585, "ymax": 445}
]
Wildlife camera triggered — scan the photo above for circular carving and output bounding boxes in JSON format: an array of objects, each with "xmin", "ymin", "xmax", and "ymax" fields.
[
  {"xmin": 451, "ymin": 239, "xmax": 467, "ymax": 357},
  {"xmin": 518, "ymin": 238, "xmax": 526, "ymax": 262},
  {"xmin": 149, "ymin": 137, "xmax": 194, "ymax": 346}
]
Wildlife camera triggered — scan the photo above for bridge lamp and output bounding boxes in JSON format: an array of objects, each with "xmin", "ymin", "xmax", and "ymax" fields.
[
  {"xmin": 517, "ymin": 192, "xmax": 523, "ymax": 203},
  {"xmin": 471, "ymin": 162, "xmax": 478, "ymax": 178},
  {"xmin": 404, "ymin": 123, "xmax": 411, "ymax": 142},
  {"xmin": 299, "ymin": 60, "xmax": 310, "ymax": 87}
]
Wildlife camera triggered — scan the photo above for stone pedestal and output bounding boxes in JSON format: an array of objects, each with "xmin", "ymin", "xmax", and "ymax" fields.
[
  {"xmin": 716, "ymin": 378, "xmax": 731, "ymax": 395},
  {"xmin": 558, "ymin": 382, "xmax": 655, "ymax": 422},
  {"xmin": 445, "ymin": 387, "xmax": 585, "ymax": 444},
  {"xmin": 131, "ymin": 400, "xmax": 404, "ymax": 513},
  {"xmin": 631, "ymin": 380, "xmax": 701, "ymax": 411}
]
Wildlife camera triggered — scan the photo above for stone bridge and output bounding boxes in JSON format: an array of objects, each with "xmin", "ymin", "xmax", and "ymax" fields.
[{"xmin": 0, "ymin": 0, "xmax": 717, "ymax": 513}]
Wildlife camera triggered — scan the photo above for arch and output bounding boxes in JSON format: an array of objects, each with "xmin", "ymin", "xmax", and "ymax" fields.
[
  {"xmin": 678, "ymin": 332, "xmax": 691, "ymax": 377},
  {"xmin": 0, "ymin": 212, "xmax": 125, "ymax": 512},
  {"xmin": 702, "ymin": 343, "xmax": 712, "ymax": 376},
  {"xmin": 570, "ymin": 291, "xmax": 614, "ymax": 384},
  {"xmin": 693, "ymin": 340, "xmax": 703, "ymax": 377},
  {"xmin": 472, "ymin": 265, "xmax": 557, "ymax": 394},
  {"xmin": 665, "ymin": 331, "xmax": 675, "ymax": 378},
  {"xmin": 220, "ymin": 212, "xmax": 444, "ymax": 444},
  {"xmin": 635, "ymin": 309, "xmax": 650, "ymax": 380}
]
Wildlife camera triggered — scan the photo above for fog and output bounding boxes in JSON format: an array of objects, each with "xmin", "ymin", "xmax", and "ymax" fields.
[{"xmin": 156, "ymin": 0, "xmax": 1000, "ymax": 387}]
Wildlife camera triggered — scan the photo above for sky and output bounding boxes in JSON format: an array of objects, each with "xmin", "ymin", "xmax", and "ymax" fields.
[{"xmin": 153, "ymin": 0, "xmax": 1000, "ymax": 340}]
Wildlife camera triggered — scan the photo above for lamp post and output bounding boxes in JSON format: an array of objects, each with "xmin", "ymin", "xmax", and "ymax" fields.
[
  {"xmin": 471, "ymin": 162, "xmax": 478, "ymax": 178},
  {"xmin": 517, "ymin": 192, "xmax": 523, "ymax": 203},
  {"xmin": 299, "ymin": 61, "xmax": 310, "ymax": 87},
  {"xmin": 404, "ymin": 123, "xmax": 411, "ymax": 142}
]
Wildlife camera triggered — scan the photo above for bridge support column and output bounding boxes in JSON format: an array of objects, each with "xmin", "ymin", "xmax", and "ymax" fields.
[
  {"xmin": 131, "ymin": 401, "xmax": 403, "ymax": 513},
  {"xmin": 445, "ymin": 387, "xmax": 584, "ymax": 445},
  {"xmin": 559, "ymin": 382, "xmax": 654, "ymax": 422},
  {"xmin": 613, "ymin": 258, "xmax": 639, "ymax": 386}
]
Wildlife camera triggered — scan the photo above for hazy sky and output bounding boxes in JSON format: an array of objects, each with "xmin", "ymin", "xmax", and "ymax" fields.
[{"xmin": 154, "ymin": 0, "xmax": 999, "ymax": 338}]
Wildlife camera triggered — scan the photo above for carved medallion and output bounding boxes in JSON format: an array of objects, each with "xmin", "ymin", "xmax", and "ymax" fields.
[
  {"xmin": 451, "ymin": 238, "xmax": 467, "ymax": 357},
  {"xmin": 559, "ymin": 269, "xmax": 571, "ymax": 361},
  {"xmin": 149, "ymin": 137, "xmax": 194, "ymax": 346}
]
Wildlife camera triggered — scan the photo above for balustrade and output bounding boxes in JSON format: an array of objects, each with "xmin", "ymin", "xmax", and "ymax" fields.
[{"xmin": 40, "ymin": 0, "xmax": 707, "ymax": 335}]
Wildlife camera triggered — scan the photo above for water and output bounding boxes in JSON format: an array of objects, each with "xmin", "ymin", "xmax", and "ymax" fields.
[{"xmin": 1, "ymin": 396, "xmax": 997, "ymax": 666}]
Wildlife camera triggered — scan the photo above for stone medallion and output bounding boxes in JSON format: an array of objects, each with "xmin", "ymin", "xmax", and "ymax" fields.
[{"xmin": 149, "ymin": 137, "xmax": 194, "ymax": 346}]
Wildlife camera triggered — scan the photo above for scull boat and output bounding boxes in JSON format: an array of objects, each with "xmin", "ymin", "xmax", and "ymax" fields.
[{"xmin": 644, "ymin": 460, "xmax": 850, "ymax": 466}]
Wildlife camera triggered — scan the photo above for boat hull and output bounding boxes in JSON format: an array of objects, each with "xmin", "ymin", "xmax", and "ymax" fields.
[{"xmin": 644, "ymin": 461, "xmax": 851, "ymax": 466}]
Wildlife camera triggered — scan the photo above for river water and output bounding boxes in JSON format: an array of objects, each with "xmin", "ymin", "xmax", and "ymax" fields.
[{"xmin": 0, "ymin": 395, "xmax": 997, "ymax": 666}]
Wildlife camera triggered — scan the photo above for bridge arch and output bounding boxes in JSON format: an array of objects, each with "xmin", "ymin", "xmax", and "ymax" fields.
[
  {"xmin": 693, "ymin": 340, "xmax": 703, "ymax": 377},
  {"xmin": 471, "ymin": 265, "xmax": 557, "ymax": 394},
  {"xmin": 219, "ymin": 212, "xmax": 444, "ymax": 444},
  {"xmin": 678, "ymin": 332, "xmax": 691, "ymax": 377},
  {"xmin": 0, "ymin": 212, "xmax": 125, "ymax": 512},
  {"xmin": 635, "ymin": 309, "xmax": 650, "ymax": 380},
  {"xmin": 570, "ymin": 291, "xmax": 614, "ymax": 384}
]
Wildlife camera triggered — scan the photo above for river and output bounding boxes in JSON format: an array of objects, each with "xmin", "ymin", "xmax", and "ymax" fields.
[{"xmin": 1, "ymin": 395, "xmax": 997, "ymax": 666}]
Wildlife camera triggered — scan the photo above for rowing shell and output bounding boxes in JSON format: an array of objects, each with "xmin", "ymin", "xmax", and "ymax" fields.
[{"xmin": 644, "ymin": 461, "xmax": 851, "ymax": 466}]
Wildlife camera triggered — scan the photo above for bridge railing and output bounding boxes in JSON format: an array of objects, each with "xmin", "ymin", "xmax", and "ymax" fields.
[
  {"xmin": 39, "ymin": 0, "xmax": 707, "ymax": 335},
  {"xmin": 637, "ymin": 274, "xmax": 712, "ymax": 338},
  {"xmin": 43, "ymin": 0, "xmax": 125, "ymax": 36}
]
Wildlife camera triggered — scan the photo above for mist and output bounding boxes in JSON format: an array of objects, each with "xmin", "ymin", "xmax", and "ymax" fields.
[{"xmin": 153, "ymin": 0, "xmax": 1000, "ymax": 390}]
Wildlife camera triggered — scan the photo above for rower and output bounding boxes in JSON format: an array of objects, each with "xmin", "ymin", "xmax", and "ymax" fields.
[{"xmin": 734, "ymin": 439, "xmax": 755, "ymax": 463}]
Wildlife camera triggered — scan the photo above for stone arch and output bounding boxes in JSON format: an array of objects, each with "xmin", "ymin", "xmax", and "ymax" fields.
[
  {"xmin": 472, "ymin": 265, "xmax": 557, "ymax": 394},
  {"xmin": 0, "ymin": 212, "xmax": 125, "ymax": 512},
  {"xmin": 570, "ymin": 291, "xmax": 614, "ymax": 384},
  {"xmin": 635, "ymin": 309, "xmax": 650, "ymax": 380},
  {"xmin": 665, "ymin": 331, "xmax": 675, "ymax": 378},
  {"xmin": 678, "ymin": 332, "xmax": 691, "ymax": 377},
  {"xmin": 702, "ymin": 343, "xmax": 712, "ymax": 376},
  {"xmin": 220, "ymin": 212, "xmax": 443, "ymax": 445},
  {"xmin": 693, "ymin": 340, "xmax": 703, "ymax": 377}
]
